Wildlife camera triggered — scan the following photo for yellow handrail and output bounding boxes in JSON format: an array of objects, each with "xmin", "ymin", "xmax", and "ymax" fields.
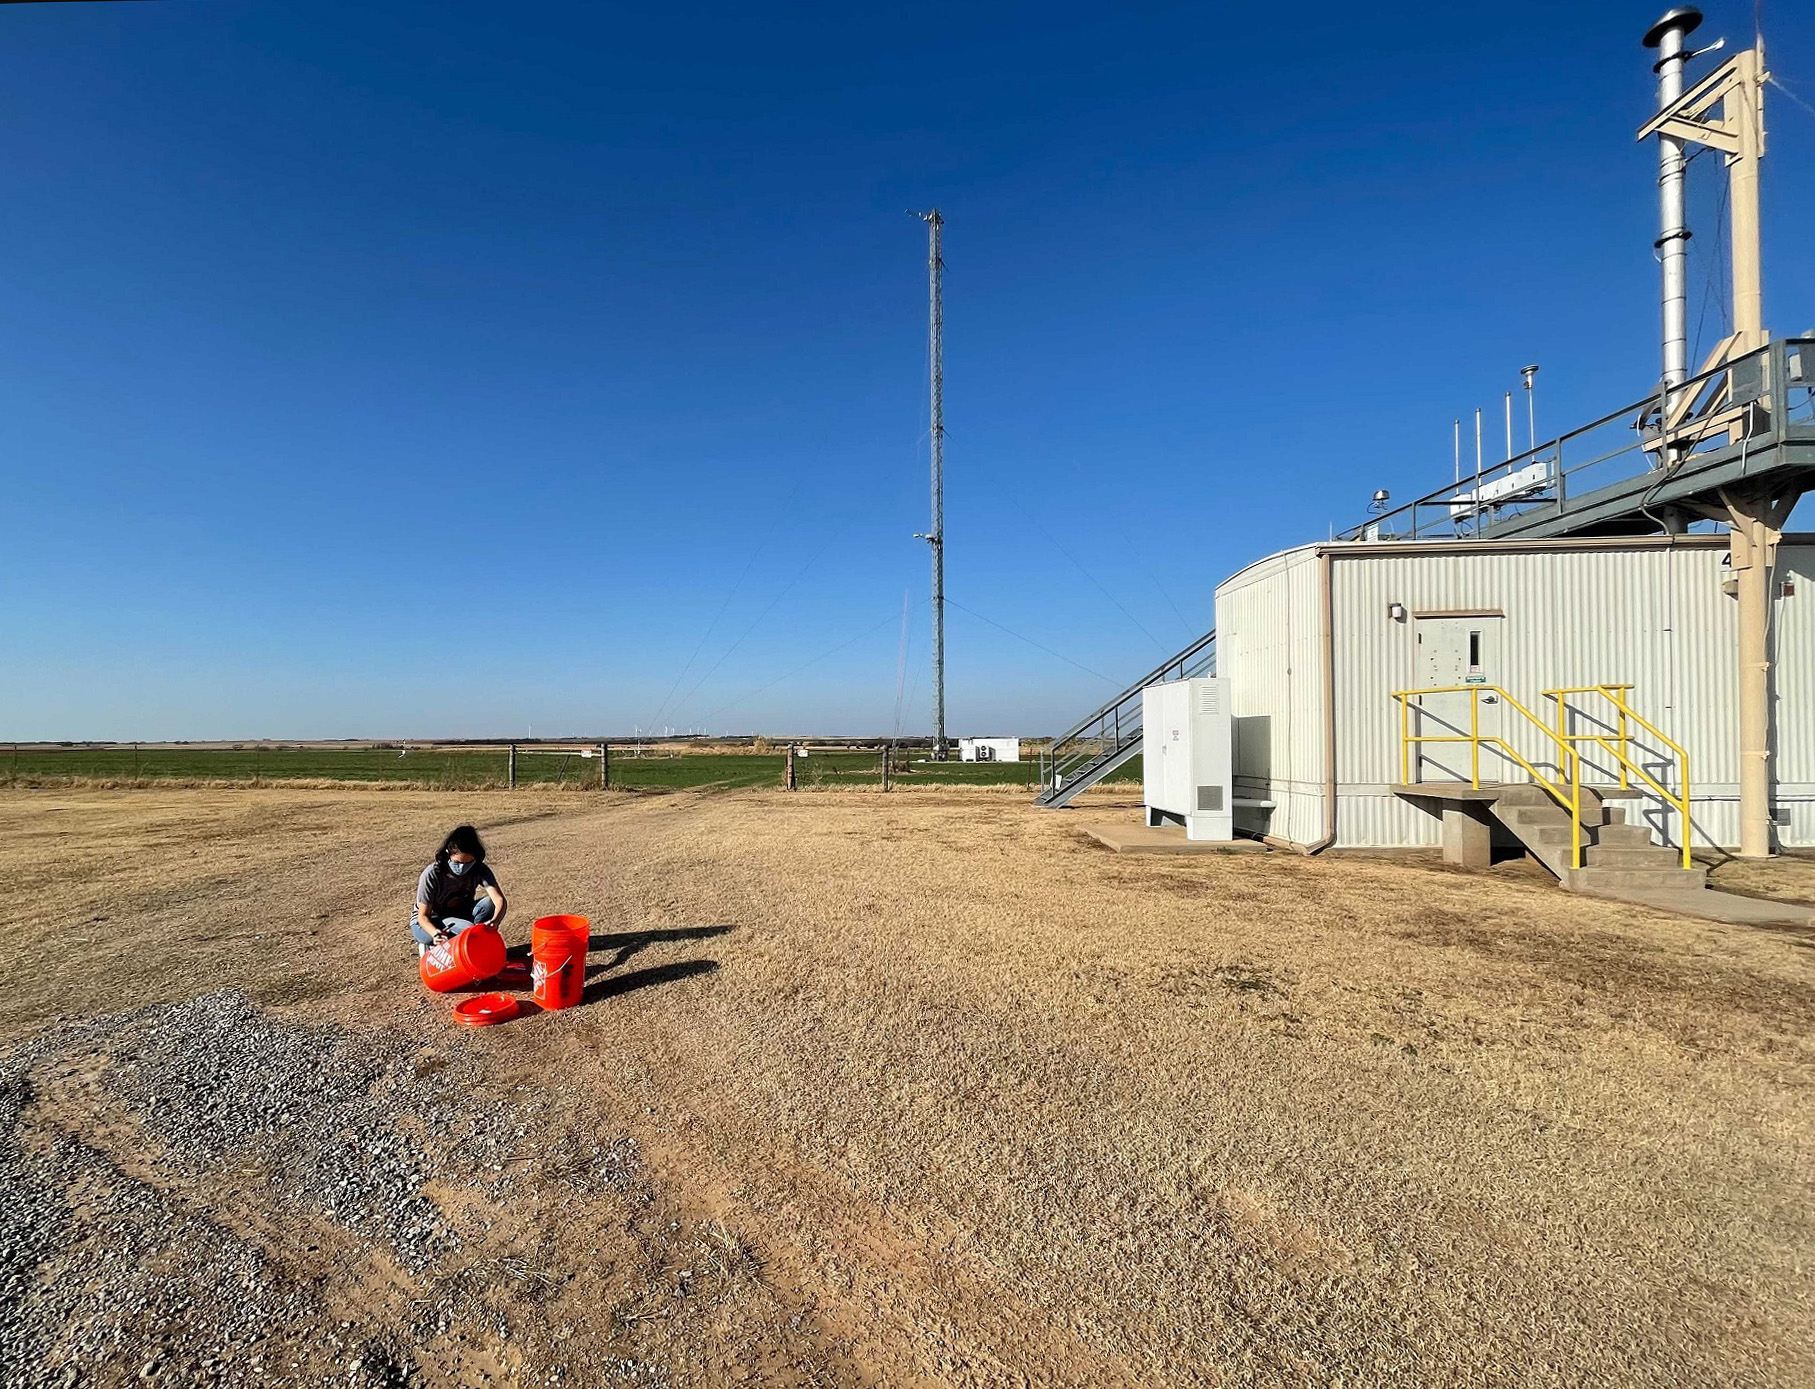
[
  {"xmin": 1390, "ymin": 684, "xmax": 1586, "ymax": 869},
  {"xmin": 1392, "ymin": 682, "xmax": 1694, "ymax": 872},
  {"xmin": 1541, "ymin": 684, "xmax": 1693, "ymax": 869},
  {"xmin": 1544, "ymin": 684, "xmax": 1635, "ymax": 789}
]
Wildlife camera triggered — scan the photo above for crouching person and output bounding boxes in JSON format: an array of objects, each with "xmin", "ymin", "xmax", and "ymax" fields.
[{"xmin": 411, "ymin": 824, "xmax": 507, "ymax": 957}]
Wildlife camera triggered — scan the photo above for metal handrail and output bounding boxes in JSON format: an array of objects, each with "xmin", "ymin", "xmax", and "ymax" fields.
[
  {"xmin": 1393, "ymin": 683, "xmax": 1591, "ymax": 869},
  {"xmin": 1541, "ymin": 684, "xmax": 1694, "ymax": 869},
  {"xmin": 1394, "ymin": 682, "xmax": 1695, "ymax": 871},
  {"xmin": 1341, "ymin": 337, "xmax": 1813, "ymax": 543},
  {"xmin": 1038, "ymin": 628, "xmax": 1215, "ymax": 796}
]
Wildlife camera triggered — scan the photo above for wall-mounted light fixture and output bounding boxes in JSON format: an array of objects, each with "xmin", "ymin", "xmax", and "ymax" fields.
[{"xmin": 1387, "ymin": 602, "xmax": 1407, "ymax": 622}]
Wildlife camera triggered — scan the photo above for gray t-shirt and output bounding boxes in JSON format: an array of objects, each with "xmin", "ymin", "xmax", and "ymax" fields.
[{"xmin": 415, "ymin": 860, "xmax": 499, "ymax": 925}]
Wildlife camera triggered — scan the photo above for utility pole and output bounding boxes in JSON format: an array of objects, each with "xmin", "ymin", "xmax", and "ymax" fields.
[{"xmin": 914, "ymin": 209, "xmax": 947, "ymax": 761}]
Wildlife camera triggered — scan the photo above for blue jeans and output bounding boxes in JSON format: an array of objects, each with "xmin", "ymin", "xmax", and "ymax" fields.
[{"xmin": 410, "ymin": 895, "xmax": 495, "ymax": 945}]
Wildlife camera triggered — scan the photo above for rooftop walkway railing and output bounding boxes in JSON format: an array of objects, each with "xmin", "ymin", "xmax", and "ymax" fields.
[{"xmin": 1342, "ymin": 338, "xmax": 1815, "ymax": 543}]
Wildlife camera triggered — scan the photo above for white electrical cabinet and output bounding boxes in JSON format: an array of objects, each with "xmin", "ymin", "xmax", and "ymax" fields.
[{"xmin": 1142, "ymin": 677, "xmax": 1233, "ymax": 841}]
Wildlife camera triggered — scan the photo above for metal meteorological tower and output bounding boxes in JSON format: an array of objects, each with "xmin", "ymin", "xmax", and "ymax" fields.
[{"xmin": 913, "ymin": 209, "xmax": 947, "ymax": 760}]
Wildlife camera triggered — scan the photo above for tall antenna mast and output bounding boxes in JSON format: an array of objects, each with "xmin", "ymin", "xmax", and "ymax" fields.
[{"xmin": 916, "ymin": 208, "xmax": 947, "ymax": 761}]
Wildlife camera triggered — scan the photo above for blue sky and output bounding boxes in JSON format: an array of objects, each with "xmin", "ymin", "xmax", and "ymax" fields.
[{"xmin": 4, "ymin": 0, "xmax": 1813, "ymax": 740}]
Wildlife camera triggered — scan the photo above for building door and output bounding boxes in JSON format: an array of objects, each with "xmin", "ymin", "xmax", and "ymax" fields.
[{"xmin": 1413, "ymin": 615, "xmax": 1504, "ymax": 782}]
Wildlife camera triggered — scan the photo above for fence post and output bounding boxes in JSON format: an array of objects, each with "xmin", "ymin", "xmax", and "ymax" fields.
[
  {"xmin": 599, "ymin": 743, "xmax": 608, "ymax": 790},
  {"xmin": 508, "ymin": 744, "xmax": 516, "ymax": 789},
  {"xmin": 785, "ymin": 745, "xmax": 796, "ymax": 791},
  {"xmin": 881, "ymin": 744, "xmax": 891, "ymax": 792}
]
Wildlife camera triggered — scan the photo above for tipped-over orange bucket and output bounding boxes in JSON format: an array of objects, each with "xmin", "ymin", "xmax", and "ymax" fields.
[
  {"xmin": 530, "ymin": 914, "xmax": 589, "ymax": 1010},
  {"xmin": 420, "ymin": 925, "xmax": 507, "ymax": 993}
]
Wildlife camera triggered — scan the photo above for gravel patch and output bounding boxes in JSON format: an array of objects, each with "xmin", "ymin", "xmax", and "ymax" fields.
[
  {"xmin": 0, "ymin": 990, "xmax": 651, "ymax": 1389},
  {"xmin": 102, "ymin": 990, "xmax": 457, "ymax": 1272}
]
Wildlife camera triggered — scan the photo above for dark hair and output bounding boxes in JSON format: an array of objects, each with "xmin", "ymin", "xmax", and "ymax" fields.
[{"xmin": 436, "ymin": 825, "xmax": 487, "ymax": 864}]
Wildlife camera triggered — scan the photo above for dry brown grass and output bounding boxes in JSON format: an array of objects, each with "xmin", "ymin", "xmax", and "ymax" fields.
[
  {"xmin": 3, "ymin": 786, "xmax": 1812, "ymax": 1387},
  {"xmin": 1708, "ymin": 848, "xmax": 1815, "ymax": 907}
]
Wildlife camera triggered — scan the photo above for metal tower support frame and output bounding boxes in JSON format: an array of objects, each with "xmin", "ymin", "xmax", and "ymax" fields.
[
  {"xmin": 1641, "ymin": 13, "xmax": 1777, "ymax": 856},
  {"xmin": 1640, "ymin": 18, "xmax": 1769, "ymax": 429}
]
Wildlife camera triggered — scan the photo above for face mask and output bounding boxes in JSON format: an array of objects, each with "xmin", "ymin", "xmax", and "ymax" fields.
[{"xmin": 447, "ymin": 858, "xmax": 472, "ymax": 876}]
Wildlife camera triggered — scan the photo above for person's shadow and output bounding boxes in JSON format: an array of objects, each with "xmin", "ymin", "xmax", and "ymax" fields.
[
  {"xmin": 587, "ymin": 923, "xmax": 734, "ymax": 971},
  {"xmin": 581, "ymin": 923, "xmax": 732, "ymax": 1004},
  {"xmin": 501, "ymin": 923, "xmax": 731, "ymax": 1007},
  {"xmin": 582, "ymin": 957, "xmax": 720, "ymax": 1004}
]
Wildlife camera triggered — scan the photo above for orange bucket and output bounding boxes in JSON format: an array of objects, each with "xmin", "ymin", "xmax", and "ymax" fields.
[
  {"xmin": 530, "ymin": 914, "xmax": 589, "ymax": 1010},
  {"xmin": 420, "ymin": 925, "xmax": 507, "ymax": 993}
]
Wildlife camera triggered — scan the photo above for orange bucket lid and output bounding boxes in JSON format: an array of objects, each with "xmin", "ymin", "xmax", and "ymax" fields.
[{"xmin": 451, "ymin": 993, "xmax": 520, "ymax": 1027}]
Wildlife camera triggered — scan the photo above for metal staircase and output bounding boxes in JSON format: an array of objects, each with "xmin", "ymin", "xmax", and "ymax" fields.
[{"xmin": 1035, "ymin": 629, "xmax": 1215, "ymax": 808}]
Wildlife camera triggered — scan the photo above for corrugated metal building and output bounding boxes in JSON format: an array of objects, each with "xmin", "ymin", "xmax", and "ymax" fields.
[{"xmin": 1216, "ymin": 534, "xmax": 1815, "ymax": 851}]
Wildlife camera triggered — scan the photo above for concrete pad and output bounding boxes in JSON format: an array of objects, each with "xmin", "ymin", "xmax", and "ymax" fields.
[
  {"xmin": 1576, "ymin": 886, "xmax": 1815, "ymax": 927},
  {"xmin": 1080, "ymin": 823, "xmax": 1271, "ymax": 855}
]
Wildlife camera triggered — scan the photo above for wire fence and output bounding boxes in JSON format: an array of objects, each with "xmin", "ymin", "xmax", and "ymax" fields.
[{"xmin": 0, "ymin": 744, "xmax": 1110, "ymax": 792}]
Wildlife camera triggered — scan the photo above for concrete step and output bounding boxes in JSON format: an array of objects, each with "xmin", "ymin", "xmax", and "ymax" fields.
[
  {"xmin": 1497, "ymin": 788, "xmax": 1598, "ymax": 813},
  {"xmin": 1497, "ymin": 808, "xmax": 1575, "ymax": 834},
  {"xmin": 1594, "ymin": 823, "xmax": 1657, "ymax": 848},
  {"xmin": 1492, "ymin": 785, "xmax": 1554, "ymax": 807},
  {"xmin": 1497, "ymin": 801, "xmax": 1565, "ymax": 821},
  {"xmin": 1494, "ymin": 799, "xmax": 1608, "ymax": 829},
  {"xmin": 1585, "ymin": 845, "xmax": 1682, "ymax": 868},
  {"xmin": 1568, "ymin": 866, "xmax": 1708, "ymax": 893},
  {"xmin": 1524, "ymin": 824, "xmax": 1580, "ymax": 847}
]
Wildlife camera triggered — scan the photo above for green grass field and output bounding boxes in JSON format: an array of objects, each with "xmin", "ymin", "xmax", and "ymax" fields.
[{"xmin": 1, "ymin": 746, "xmax": 1143, "ymax": 792}]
